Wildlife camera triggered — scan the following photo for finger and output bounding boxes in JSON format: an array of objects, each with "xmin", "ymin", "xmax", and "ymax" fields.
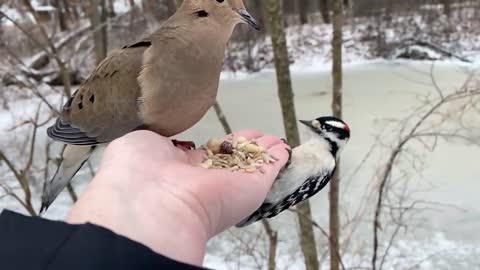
[
  {"xmin": 254, "ymin": 135, "xmax": 287, "ymax": 151},
  {"xmin": 227, "ymin": 130, "xmax": 263, "ymax": 140},
  {"xmin": 262, "ymin": 144, "xmax": 291, "ymax": 176},
  {"xmin": 209, "ymin": 144, "xmax": 291, "ymax": 225},
  {"xmin": 186, "ymin": 149, "xmax": 206, "ymax": 164}
]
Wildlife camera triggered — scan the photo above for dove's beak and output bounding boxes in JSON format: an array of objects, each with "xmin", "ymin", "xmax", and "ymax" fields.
[{"xmin": 234, "ymin": 8, "xmax": 260, "ymax": 31}]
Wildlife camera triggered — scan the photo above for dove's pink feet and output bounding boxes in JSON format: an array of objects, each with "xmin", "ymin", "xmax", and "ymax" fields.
[{"xmin": 172, "ymin": 140, "xmax": 196, "ymax": 150}]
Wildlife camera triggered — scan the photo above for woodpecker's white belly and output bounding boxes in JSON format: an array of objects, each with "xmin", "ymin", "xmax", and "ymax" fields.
[{"xmin": 265, "ymin": 137, "xmax": 336, "ymax": 204}]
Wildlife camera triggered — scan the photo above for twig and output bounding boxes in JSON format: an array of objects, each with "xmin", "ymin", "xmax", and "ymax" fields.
[
  {"xmin": 371, "ymin": 83, "xmax": 480, "ymax": 270},
  {"xmin": 212, "ymin": 101, "xmax": 232, "ymax": 134},
  {"xmin": 261, "ymin": 220, "xmax": 278, "ymax": 270},
  {"xmin": 289, "ymin": 208, "xmax": 347, "ymax": 270}
]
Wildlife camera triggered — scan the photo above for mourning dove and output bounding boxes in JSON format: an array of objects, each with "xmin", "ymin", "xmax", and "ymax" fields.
[{"xmin": 41, "ymin": 0, "xmax": 259, "ymax": 212}]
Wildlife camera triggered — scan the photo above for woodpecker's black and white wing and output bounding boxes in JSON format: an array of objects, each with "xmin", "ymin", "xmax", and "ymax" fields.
[
  {"xmin": 237, "ymin": 170, "xmax": 334, "ymax": 227},
  {"xmin": 236, "ymin": 127, "xmax": 343, "ymax": 228}
]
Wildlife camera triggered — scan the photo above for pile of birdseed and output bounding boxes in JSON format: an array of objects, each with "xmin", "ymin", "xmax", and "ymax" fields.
[{"xmin": 200, "ymin": 136, "xmax": 278, "ymax": 173}]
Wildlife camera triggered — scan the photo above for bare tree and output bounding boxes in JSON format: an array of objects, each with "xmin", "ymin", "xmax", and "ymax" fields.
[
  {"xmin": 88, "ymin": 0, "xmax": 108, "ymax": 64},
  {"xmin": 264, "ymin": 0, "xmax": 319, "ymax": 270},
  {"xmin": 297, "ymin": 0, "xmax": 309, "ymax": 25},
  {"xmin": 371, "ymin": 73, "xmax": 480, "ymax": 270},
  {"xmin": 330, "ymin": 0, "xmax": 343, "ymax": 269},
  {"xmin": 166, "ymin": 0, "xmax": 178, "ymax": 17},
  {"xmin": 107, "ymin": 0, "xmax": 116, "ymax": 18},
  {"xmin": 52, "ymin": 0, "xmax": 68, "ymax": 31},
  {"xmin": 319, "ymin": 0, "xmax": 331, "ymax": 23},
  {"xmin": 440, "ymin": 0, "xmax": 452, "ymax": 18}
]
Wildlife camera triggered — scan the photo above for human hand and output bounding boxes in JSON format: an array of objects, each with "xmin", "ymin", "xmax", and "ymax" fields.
[{"xmin": 66, "ymin": 130, "xmax": 289, "ymax": 265}]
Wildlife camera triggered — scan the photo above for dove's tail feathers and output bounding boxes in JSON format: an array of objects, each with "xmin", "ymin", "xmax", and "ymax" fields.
[{"xmin": 40, "ymin": 145, "xmax": 95, "ymax": 213}]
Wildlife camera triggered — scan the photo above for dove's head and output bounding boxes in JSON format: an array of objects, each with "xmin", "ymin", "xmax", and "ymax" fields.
[{"xmin": 180, "ymin": 0, "xmax": 260, "ymax": 31}]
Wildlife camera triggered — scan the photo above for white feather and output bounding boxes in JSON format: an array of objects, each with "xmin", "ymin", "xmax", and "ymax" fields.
[
  {"xmin": 264, "ymin": 133, "xmax": 336, "ymax": 204},
  {"xmin": 325, "ymin": 120, "xmax": 346, "ymax": 129}
]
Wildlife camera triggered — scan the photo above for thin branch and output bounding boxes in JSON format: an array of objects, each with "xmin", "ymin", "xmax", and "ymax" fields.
[
  {"xmin": 213, "ymin": 101, "xmax": 233, "ymax": 134},
  {"xmin": 261, "ymin": 220, "xmax": 278, "ymax": 270},
  {"xmin": 0, "ymin": 10, "xmax": 54, "ymax": 58},
  {"xmin": 371, "ymin": 84, "xmax": 480, "ymax": 269},
  {"xmin": 289, "ymin": 209, "xmax": 347, "ymax": 270}
]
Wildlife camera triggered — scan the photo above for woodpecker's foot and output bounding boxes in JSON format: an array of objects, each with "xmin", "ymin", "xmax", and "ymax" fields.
[
  {"xmin": 285, "ymin": 148, "xmax": 292, "ymax": 168},
  {"xmin": 172, "ymin": 139, "xmax": 196, "ymax": 150},
  {"xmin": 278, "ymin": 147, "xmax": 292, "ymax": 174},
  {"xmin": 280, "ymin": 138, "xmax": 292, "ymax": 168}
]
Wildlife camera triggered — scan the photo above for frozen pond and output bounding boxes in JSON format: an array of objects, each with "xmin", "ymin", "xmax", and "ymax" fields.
[{"xmin": 1, "ymin": 60, "xmax": 479, "ymax": 269}]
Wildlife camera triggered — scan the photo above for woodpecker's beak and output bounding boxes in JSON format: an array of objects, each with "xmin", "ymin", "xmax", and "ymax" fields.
[
  {"xmin": 234, "ymin": 8, "xmax": 260, "ymax": 31},
  {"xmin": 299, "ymin": 120, "xmax": 314, "ymax": 129}
]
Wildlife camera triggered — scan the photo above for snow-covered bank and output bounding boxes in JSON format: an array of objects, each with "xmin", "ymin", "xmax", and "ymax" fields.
[
  {"xmin": 204, "ymin": 232, "xmax": 480, "ymax": 270},
  {"xmin": 220, "ymin": 53, "xmax": 480, "ymax": 82},
  {"xmin": 2, "ymin": 60, "xmax": 477, "ymax": 269}
]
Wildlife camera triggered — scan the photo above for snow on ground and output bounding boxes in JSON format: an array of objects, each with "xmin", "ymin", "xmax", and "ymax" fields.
[
  {"xmin": 2, "ymin": 59, "xmax": 478, "ymax": 269},
  {"xmin": 2, "ymin": 5, "xmax": 480, "ymax": 269},
  {"xmin": 204, "ymin": 232, "xmax": 480, "ymax": 270}
]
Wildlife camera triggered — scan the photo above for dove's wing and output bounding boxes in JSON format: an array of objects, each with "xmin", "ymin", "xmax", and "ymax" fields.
[{"xmin": 47, "ymin": 43, "xmax": 151, "ymax": 145}]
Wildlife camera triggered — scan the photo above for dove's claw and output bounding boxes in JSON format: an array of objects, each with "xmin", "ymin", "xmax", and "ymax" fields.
[{"xmin": 172, "ymin": 140, "xmax": 196, "ymax": 150}]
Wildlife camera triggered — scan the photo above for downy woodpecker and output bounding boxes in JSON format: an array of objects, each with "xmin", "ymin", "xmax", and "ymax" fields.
[{"xmin": 236, "ymin": 116, "xmax": 350, "ymax": 227}]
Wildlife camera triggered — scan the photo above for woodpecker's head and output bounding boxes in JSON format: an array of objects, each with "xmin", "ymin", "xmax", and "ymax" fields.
[{"xmin": 299, "ymin": 116, "xmax": 350, "ymax": 155}]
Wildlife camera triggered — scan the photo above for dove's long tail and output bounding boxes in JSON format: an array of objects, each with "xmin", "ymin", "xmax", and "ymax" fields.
[{"xmin": 40, "ymin": 145, "xmax": 95, "ymax": 213}]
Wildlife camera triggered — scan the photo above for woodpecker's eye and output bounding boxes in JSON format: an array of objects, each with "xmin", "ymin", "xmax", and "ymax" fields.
[{"xmin": 324, "ymin": 125, "xmax": 333, "ymax": 131}]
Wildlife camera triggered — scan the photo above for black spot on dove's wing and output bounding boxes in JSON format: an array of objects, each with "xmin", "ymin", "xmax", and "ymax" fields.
[
  {"xmin": 122, "ymin": 40, "xmax": 152, "ymax": 49},
  {"xmin": 236, "ymin": 170, "xmax": 335, "ymax": 227},
  {"xmin": 47, "ymin": 45, "xmax": 145, "ymax": 145}
]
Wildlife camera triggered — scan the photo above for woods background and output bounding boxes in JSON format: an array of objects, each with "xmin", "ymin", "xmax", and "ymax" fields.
[{"xmin": 1, "ymin": 1, "xmax": 480, "ymax": 270}]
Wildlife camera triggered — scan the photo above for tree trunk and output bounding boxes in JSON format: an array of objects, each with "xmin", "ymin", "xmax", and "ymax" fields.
[
  {"xmin": 319, "ymin": 0, "xmax": 330, "ymax": 23},
  {"xmin": 166, "ymin": 0, "xmax": 178, "ymax": 17},
  {"xmin": 264, "ymin": 0, "xmax": 300, "ymax": 147},
  {"xmin": 440, "ymin": 0, "xmax": 452, "ymax": 18},
  {"xmin": 264, "ymin": 1, "xmax": 319, "ymax": 270},
  {"xmin": 298, "ymin": 201, "xmax": 320, "ymax": 270},
  {"xmin": 262, "ymin": 220, "xmax": 278, "ymax": 270},
  {"xmin": 88, "ymin": 0, "xmax": 108, "ymax": 64},
  {"xmin": 251, "ymin": 0, "xmax": 265, "ymax": 30},
  {"xmin": 297, "ymin": 0, "xmax": 309, "ymax": 25},
  {"xmin": 330, "ymin": 0, "xmax": 343, "ymax": 270},
  {"xmin": 107, "ymin": 0, "xmax": 116, "ymax": 17},
  {"xmin": 53, "ymin": 0, "xmax": 68, "ymax": 31}
]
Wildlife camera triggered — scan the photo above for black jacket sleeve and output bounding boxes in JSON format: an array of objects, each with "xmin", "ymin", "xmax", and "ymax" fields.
[{"xmin": 0, "ymin": 210, "xmax": 209, "ymax": 270}]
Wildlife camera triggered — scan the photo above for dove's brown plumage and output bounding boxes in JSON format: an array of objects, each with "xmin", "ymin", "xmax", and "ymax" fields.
[
  {"xmin": 42, "ymin": 0, "xmax": 259, "ymax": 212},
  {"xmin": 50, "ymin": 46, "xmax": 146, "ymax": 144},
  {"xmin": 48, "ymin": 0, "xmax": 258, "ymax": 145}
]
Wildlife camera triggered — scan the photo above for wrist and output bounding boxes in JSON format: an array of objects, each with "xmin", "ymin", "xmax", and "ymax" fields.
[{"xmin": 66, "ymin": 169, "xmax": 210, "ymax": 265}]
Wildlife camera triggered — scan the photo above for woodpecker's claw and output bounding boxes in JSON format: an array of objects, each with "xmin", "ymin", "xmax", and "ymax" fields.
[
  {"xmin": 278, "ymin": 147, "xmax": 292, "ymax": 175},
  {"xmin": 285, "ymin": 148, "xmax": 292, "ymax": 169},
  {"xmin": 172, "ymin": 140, "xmax": 196, "ymax": 150}
]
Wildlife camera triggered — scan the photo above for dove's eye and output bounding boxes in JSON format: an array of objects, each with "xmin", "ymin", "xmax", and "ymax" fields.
[
  {"xmin": 216, "ymin": 0, "xmax": 225, "ymax": 3},
  {"xmin": 196, "ymin": 10, "xmax": 209, "ymax": 17}
]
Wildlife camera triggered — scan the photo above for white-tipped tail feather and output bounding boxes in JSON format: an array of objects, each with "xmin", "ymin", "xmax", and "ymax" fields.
[{"xmin": 40, "ymin": 145, "xmax": 95, "ymax": 213}]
